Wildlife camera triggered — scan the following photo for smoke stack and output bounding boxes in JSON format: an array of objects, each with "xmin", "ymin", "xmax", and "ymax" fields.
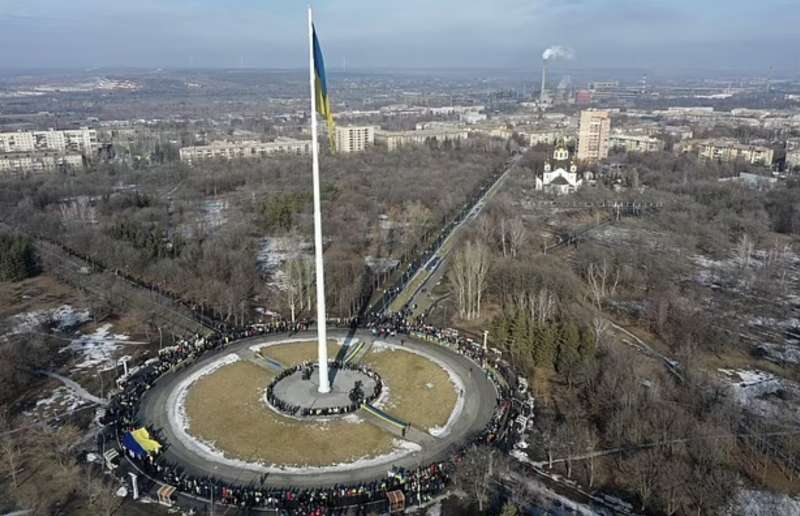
[{"xmin": 540, "ymin": 60, "xmax": 548, "ymax": 103}]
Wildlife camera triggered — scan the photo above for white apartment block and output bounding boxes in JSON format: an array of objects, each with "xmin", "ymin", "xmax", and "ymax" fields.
[
  {"xmin": 0, "ymin": 128, "xmax": 97, "ymax": 154},
  {"xmin": 0, "ymin": 153, "xmax": 83, "ymax": 175},
  {"xmin": 687, "ymin": 139, "xmax": 774, "ymax": 166},
  {"xmin": 786, "ymin": 149, "xmax": 800, "ymax": 170},
  {"xmin": 375, "ymin": 129, "xmax": 469, "ymax": 151},
  {"xmin": 520, "ymin": 130, "xmax": 571, "ymax": 146},
  {"xmin": 179, "ymin": 138, "xmax": 311, "ymax": 163},
  {"xmin": 609, "ymin": 134, "xmax": 665, "ymax": 153},
  {"xmin": 335, "ymin": 126, "xmax": 375, "ymax": 153},
  {"xmin": 577, "ymin": 110, "xmax": 611, "ymax": 161}
]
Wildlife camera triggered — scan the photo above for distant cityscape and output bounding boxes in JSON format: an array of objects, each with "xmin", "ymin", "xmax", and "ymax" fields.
[{"xmin": 1, "ymin": 71, "xmax": 796, "ymax": 180}]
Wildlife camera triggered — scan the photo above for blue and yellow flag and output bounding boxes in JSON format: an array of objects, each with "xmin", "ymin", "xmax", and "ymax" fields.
[{"xmin": 313, "ymin": 24, "xmax": 336, "ymax": 152}]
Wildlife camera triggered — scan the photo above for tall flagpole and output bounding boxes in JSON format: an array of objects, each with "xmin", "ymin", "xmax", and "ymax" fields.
[{"xmin": 308, "ymin": 6, "xmax": 330, "ymax": 394}]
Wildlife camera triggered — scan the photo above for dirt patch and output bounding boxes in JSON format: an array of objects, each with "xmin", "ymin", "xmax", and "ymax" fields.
[
  {"xmin": 363, "ymin": 347, "xmax": 457, "ymax": 431},
  {"xmin": 184, "ymin": 361, "xmax": 396, "ymax": 466}
]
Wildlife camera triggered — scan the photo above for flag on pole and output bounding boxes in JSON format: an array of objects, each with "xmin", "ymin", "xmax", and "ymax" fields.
[{"xmin": 312, "ymin": 24, "xmax": 336, "ymax": 152}]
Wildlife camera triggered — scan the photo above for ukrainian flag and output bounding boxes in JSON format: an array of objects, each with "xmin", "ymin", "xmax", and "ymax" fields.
[
  {"xmin": 122, "ymin": 427, "xmax": 162, "ymax": 458},
  {"xmin": 313, "ymin": 24, "xmax": 336, "ymax": 152}
]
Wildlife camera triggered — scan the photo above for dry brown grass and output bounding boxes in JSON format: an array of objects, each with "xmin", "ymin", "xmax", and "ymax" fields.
[
  {"xmin": 363, "ymin": 347, "xmax": 457, "ymax": 431},
  {"xmin": 184, "ymin": 361, "xmax": 395, "ymax": 466},
  {"xmin": 259, "ymin": 340, "xmax": 342, "ymax": 366},
  {"xmin": 0, "ymin": 275, "xmax": 77, "ymax": 320}
]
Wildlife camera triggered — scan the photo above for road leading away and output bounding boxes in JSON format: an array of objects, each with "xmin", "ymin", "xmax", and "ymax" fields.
[{"xmin": 392, "ymin": 153, "xmax": 523, "ymax": 317}]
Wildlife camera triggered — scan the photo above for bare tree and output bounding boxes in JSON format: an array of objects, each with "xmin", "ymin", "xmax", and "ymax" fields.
[
  {"xmin": 283, "ymin": 258, "xmax": 304, "ymax": 323},
  {"xmin": 734, "ymin": 233, "xmax": 754, "ymax": 269},
  {"xmin": 301, "ymin": 256, "xmax": 315, "ymax": 312},
  {"xmin": 507, "ymin": 218, "xmax": 527, "ymax": 258},
  {"xmin": 592, "ymin": 318, "xmax": 609, "ymax": 349},
  {"xmin": 448, "ymin": 240, "xmax": 491, "ymax": 320},
  {"xmin": 586, "ymin": 259, "xmax": 620, "ymax": 309},
  {"xmin": 0, "ymin": 414, "xmax": 22, "ymax": 490},
  {"xmin": 455, "ymin": 446, "xmax": 499, "ymax": 512}
]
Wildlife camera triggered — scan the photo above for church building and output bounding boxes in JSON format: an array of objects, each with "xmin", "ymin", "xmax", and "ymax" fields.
[{"xmin": 536, "ymin": 142, "xmax": 584, "ymax": 195}]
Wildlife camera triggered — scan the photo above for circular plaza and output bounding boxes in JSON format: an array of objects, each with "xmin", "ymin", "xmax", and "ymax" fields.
[{"xmin": 137, "ymin": 329, "xmax": 498, "ymax": 488}]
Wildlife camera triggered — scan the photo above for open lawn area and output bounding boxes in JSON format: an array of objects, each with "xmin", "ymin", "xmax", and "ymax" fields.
[
  {"xmin": 184, "ymin": 361, "xmax": 396, "ymax": 466},
  {"xmin": 363, "ymin": 346, "xmax": 458, "ymax": 432},
  {"xmin": 259, "ymin": 339, "xmax": 342, "ymax": 366}
]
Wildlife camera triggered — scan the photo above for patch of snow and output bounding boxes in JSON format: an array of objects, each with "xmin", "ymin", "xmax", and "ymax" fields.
[
  {"xmin": 61, "ymin": 323, "xmax": 129, "ymax": 372},
  {"xmin": 342, "ymin": 413, "xmax": 363, "ymax": 424},
  {"xmin": 32, "ymin": 386, "xmax": 89, "ymax": 417},
  {"xmin": 364, "ymin": 256, "xmax": 400, "ymax": 274},
  {"xmin": 718, "ymin": 368, "xmax": 800, "ymax": 424},
  {"xmin": 426, "ymin": 502, "xmax": 442, "ymax": 516},
  {"xmin": 727, "ymin": 489, "xmax": 800, "ymax": 516},
  {"xmin": 756, "ymin": 343, "xmax": 800, "ymax": 366},
  {"xmin": 256, "ymin": 237, "xmax": 312, "ymax": 289},
  {"xmin": 202, "ymin": 199, "xmax": 228, "ymax": 228},
  {"xmin": 4, "ymin": 304, "xmax": 90, "ymax": 336}
]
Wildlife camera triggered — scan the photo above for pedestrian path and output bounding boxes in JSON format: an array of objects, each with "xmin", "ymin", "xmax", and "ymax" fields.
[
  {"xmin": 37, "ymin": 370, "xmax": 109, "ymax": 406},
  {"xmin": 236, "ymin": 349, "xmax": 285, "ymax": 372},
  {"xmin": 360, "ymin": 404, "xmax": 436, "ymax": 446},
  {"xmin": 343, "ymin": 340, "xmax": 373, "ymax": 364}
]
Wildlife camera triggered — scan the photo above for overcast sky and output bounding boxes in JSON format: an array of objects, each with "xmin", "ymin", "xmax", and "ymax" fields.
[{"xmin": 0, "ymin": 0, "xmax": 798, "ymax": 73}]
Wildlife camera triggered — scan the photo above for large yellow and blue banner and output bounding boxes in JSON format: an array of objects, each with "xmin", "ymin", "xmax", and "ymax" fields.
[
  {"xmin": 122, "ymin": 427, "xmax": 162, "ymax": 458},
  {"xmin": 313, "ymin": 24, "xmax": 336, "ymax": 152}
]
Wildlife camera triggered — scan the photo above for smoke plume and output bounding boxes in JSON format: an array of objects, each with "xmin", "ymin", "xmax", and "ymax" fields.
[{"xmin": 542, "ymin": 45, "xmax": 575, "ymax": 61}]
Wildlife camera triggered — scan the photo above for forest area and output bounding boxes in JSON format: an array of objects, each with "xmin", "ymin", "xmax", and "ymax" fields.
[
  {"xmin": 0, "ymin": 138, "xmax": 509, "ymax": 324},
  {"xmin": 436, "ymin": 147, "xmax": 800, "ymax": 515}
]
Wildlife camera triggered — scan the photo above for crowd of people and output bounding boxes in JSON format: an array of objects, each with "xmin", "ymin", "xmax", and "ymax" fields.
[
  {"xmin": 103, "ymin": 315, "xmax": 518, "ymax": 513},
  {"xmin": 265, "ymin": 361, "xmax": 383, "ymax": 417}
]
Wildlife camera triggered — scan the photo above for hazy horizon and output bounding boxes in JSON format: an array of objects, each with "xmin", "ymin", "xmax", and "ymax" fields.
[{"xmin": 1, "ymin": 0, "xmax": 799, "ymax": 73}]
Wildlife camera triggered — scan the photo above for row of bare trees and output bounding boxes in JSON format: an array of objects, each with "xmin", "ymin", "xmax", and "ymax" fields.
[{"xmin": 448, "ymin": 240, "xmax": 491, "ymax": 320}]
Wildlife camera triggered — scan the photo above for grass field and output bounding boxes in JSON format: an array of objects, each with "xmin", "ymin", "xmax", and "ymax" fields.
[
  {"xmin": 259, "ymin": 339, "xmax": 342, "ymax": 366},
  {"xmin": 363, "ymin": 346, "xmax": 457, "ymax": 432},
  {"xmin": 184, "ymin": 361, "xmax": 396, "ymax": 466},
  {"xmin": 185, "ymin": 339, "xmax": 459, "ymax": 464}
]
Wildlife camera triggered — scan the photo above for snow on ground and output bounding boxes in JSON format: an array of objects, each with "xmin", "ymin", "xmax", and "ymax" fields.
[
  {"xmin": 756, "ymin": 342, "xmax": 800, "ymax": 366},
  {"xmin": 256, "ymin": 236, "xmax": 312, "ymax": 289},
  {"xmin": 718, "ymin": 369, "xmax": 800, "ymax": 424},
  {"xmin": 3, "ymin": 304, "xmax": 90, "ymax": 336},
  {"xmin": 372, "ymin": 340, "xmax": 465, "ymax": 437},
  {"xmin": 27, "ymin": 386, "xmax": 90, "ymax": 418},
  {"xmin": 425, "ymin": 502, "xmax": 442, "ymax": 516},
  {"xmin": 364, "ymin": 256, "xmax": 400, "ymax": 274},
  {"xmin": 202, "ymin": 199, "xmax": 228, "ymax": 229},
  {"xmin": 61, "ymin": 323, "xmax": 129, "ymax": 372},
  {"xmin": 727, "ymin": 489, "xmax": 800, "ymax": 516}
]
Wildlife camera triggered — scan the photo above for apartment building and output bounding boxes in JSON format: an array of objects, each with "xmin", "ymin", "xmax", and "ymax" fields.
[
  {"xmin": 686, "ymin": 139, "xmax": 774, "ymax": 166},
  {"xmin": 375, "ymin": 128, "xmax": 469, "ymax": 151},
  {"xmin": 577, "ymin": 110, "xmax": 611, "ymax": 161},
  {"xmin": 0, "ymin": 153, "xmax": 83, "ymax": 175},
  {"xmin": 334, "ymin": 126, "xmax": 375, "ymax": 153},
  {"xmin": 0, "ymin": 128, "xmax": 97, "ymax": 154},
  {"xmin": 609, "ymin": 133, "xmax": 665, "ymax": 153},
  {"xmin": 179, "ymin": 138, "xmax": 311, "ymax": 163}
]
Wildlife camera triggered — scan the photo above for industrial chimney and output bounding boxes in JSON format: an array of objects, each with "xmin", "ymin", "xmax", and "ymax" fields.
[{"xmin": 540, "ymin": 60, "xmax": 548, "ymax": 103}]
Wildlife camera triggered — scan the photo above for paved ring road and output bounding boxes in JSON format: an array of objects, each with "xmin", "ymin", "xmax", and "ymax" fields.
[{"xmin": 137, "ymin": 329, "xmax": 498, "ymax": 489}]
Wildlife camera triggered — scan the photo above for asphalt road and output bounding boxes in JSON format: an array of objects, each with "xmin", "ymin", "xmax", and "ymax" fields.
[
  {"xmin": 402, "ymin": 153, "xmax": 522, "ymax": 317},
  {"xmin": 137, "ymin": 329, "xmax": 497, "ymax": 489}
]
